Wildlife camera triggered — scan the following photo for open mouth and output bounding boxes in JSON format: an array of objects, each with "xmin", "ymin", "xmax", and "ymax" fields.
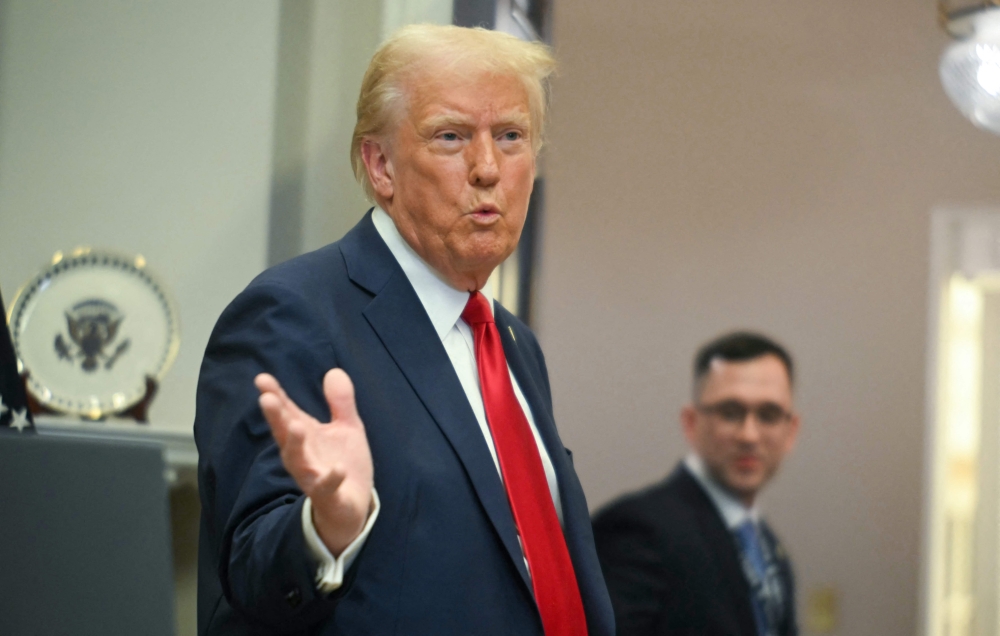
[{"xmin": 469, "ymin": 204, "xmax": 501, "ymax": 223}]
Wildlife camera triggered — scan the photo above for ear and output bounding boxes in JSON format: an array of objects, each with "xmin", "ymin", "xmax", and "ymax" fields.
[
  {"xmin": 361, "ymin": 138, "xmax": 394, "ymax": 201},
  {"xmin": 680, "ymin": 404, "xmax": 699, "ymax": 446},
  {"xmin": 783, "ymin": 412, "xmax": 801, "ymax": 454}
]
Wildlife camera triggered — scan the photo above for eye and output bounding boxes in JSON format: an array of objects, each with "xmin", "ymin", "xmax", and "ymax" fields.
[
  {"xmin": 502, "ymin": 131, "xmax": 522, "ymax": 141},
  {"xmin": 755, "ymin": 404, "xmax": 788, "ymax": 425},
  {"xmin": 439, "ymin": 132, "xmax": 460, "ymax": 142},
  {"xmin": 714, "ymin": 401, "xmax": 747, "ymax": 423}
]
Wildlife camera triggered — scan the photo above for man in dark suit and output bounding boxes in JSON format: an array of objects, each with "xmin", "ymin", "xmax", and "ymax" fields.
[
  {"xmin": 593, "ymin": 332, "xmax": 801, "ymax": 636},
  {"xmin": 194, "ymin": 24, "xmax": 613, "ymax": 636}
]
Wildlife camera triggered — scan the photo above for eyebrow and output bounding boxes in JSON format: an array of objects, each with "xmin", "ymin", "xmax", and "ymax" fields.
[{"xmin": 422, "ymin": 111, "xmax": 531, "ymax": 131}]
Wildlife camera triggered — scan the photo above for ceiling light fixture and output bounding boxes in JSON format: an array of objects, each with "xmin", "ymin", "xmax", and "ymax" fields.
[{"xmin": 939, "ymin": 1, "xmax": 1000, "ymax": 135}]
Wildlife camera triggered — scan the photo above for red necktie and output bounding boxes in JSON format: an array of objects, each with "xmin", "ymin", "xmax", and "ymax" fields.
[{"xmin": 462, "ymin": 291, "xmax": 588, "ymax": 636}]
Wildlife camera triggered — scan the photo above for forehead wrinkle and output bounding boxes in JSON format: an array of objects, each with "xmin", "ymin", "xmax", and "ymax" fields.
[
  {"xmin": 421, "ymin": 111, "xmax": 477, "ymax": 130},
  {"xmin": 405, "ymin": 71, "xmax": 531, "ymax": 125},
  {"xmin": 405, "ymin": 70, "xmax": 533, "ymax": 128}
]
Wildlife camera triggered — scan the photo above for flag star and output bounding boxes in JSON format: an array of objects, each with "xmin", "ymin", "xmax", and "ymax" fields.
[{"xmin": 9, "ymin": 408, "xmax": 30, "ymax": 433}]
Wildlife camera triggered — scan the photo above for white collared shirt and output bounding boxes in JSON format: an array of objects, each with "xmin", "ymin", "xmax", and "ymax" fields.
[
  {"xmin": 683, "ymin": 453, "xmax": 760, "ymax": 530},
  {"xmin": 304, "ymin": 207, "xmax": 562, "ymax": 591}
]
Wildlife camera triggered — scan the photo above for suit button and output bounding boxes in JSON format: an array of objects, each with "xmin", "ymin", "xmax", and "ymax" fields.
[{"xmin": 284, "ymin": 587, "xmax": 302, "ymax": 609}]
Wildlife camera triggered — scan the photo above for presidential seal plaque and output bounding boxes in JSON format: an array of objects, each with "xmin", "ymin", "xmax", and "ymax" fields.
[{"xmin": 7, "ymin": 248, "xmax": 180, "ymax": 420}]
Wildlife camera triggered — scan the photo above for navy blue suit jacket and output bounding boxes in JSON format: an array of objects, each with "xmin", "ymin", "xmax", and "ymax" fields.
[{"xmin": 194, "ymin": 211, "xmax": 615, "ymax": 635}]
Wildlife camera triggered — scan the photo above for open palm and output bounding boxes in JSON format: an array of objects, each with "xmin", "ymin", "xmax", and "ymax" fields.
[{"xmin": 255, "ymin": 368, "xmax": 374, "ymax": 555}]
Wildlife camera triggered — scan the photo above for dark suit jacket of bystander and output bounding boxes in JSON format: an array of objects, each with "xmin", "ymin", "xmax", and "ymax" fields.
[{"xmin": 593, "ymin": 464, "xmax": 796, "ymax": 636}]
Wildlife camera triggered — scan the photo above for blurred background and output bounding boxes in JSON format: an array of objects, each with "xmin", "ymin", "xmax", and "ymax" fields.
[{"xmin": 2, "ymin": 1, "xmax": 1000, "ymax": 635}]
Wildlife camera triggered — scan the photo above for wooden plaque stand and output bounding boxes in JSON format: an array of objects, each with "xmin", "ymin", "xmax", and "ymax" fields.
[{"xmin": 21, "ymin": 371, "xmax": 159, "ymax": 423}]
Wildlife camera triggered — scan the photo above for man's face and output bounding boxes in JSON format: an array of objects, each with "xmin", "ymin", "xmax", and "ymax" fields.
[
  {"xmin": 681, "ymin": 354, "xmax": 800, "ymax": 506},
  {"xmin": 365, "ymin": 66, "xmax": 537, "ymax": 291}
]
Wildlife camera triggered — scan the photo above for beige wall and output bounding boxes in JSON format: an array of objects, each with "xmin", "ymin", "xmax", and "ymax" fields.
[{"xmin": 536, "ymin": 1, "xmax": 1000, "ymax": 635}]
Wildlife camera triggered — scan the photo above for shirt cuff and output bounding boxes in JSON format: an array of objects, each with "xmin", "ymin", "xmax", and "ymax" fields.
[{"xmin": 302, "ymin": 488, "xmax": 381, "ymax": 593}]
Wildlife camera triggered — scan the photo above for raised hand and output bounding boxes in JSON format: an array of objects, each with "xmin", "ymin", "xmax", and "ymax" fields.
[{"xmin": 255, "ymin": 369, "xmax": 374, "ymax": 556}]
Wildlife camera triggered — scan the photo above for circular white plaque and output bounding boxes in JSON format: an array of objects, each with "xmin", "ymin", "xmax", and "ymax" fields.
[{"xmin": 8, "ymin": 249, "xmax": 180, "ymax": 419}]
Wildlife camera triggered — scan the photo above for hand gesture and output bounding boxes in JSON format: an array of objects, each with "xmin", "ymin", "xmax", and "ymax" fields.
[{"xmin": 255, "ymin": 369, "xmax": 374, "ymax": 556}]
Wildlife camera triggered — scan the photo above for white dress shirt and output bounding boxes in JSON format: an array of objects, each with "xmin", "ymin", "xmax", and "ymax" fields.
[{"xmin": 303, "ymin": 206, "xmax": 562, "ymax": 592}]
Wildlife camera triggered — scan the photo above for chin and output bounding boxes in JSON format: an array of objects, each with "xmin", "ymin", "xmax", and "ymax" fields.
[
  {"xmin": 725, "ymin": 475, "xmax": 764, "ymax": 497},
  {"xmin": 456, "ymin": 243, "xmax": 515, "ymax": 272}
]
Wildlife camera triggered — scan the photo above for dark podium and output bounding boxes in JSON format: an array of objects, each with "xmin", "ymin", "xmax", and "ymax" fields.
[{"xmin": 0, "ymin": 430, "xmax": 177, "ymax": 636}]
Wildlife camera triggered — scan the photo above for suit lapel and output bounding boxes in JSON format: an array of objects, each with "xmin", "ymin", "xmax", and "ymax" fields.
[
  {"xmin": 497, "ymin": 310, "xmax": 616, "ymax": 633},
  {"xmin": 341, "ymin": 214, "xmax": 532, "ymax": 593},
  {"xmin": 674, "ymin": 467, "xmax": 759, "ymax": 635},
  {"xmin": 493, "ymin": 310, "xmax": 563, "ymax": 479},
  {"xmin": 761, "ymin": 521, "xmax": 796, "ymax": 636}
]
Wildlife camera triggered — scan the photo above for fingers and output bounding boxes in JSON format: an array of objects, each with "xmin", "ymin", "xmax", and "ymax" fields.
[
  {"xmin": 324, "ymin": 369, "xmax": 360, "ymax": 424},
  {"xmin": 256, "ymin": 369, "xmax": 360, "ymax": 452},
  {"xmin": 256, "ymin": 373, "xmax": 305, "ymax": 448},
  {"xmin": 254, "ymin": 372, "xmax": 280, "ymax": 395},
  {"xmin": 255, "ymin": 374, "xmax": 296, "ymax": 412},
  {"xmin": 258, "ymin": 392, "xmax": 289, "ymax": 447},
  {"xmin": 254, "ymin": 369, "xmax": 371, "ymax": 546}
]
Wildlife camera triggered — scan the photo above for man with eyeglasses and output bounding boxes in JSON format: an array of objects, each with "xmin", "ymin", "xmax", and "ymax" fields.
[{"xmin": 592, "ymin": 331, "xmax": 800, "ymax": 636}]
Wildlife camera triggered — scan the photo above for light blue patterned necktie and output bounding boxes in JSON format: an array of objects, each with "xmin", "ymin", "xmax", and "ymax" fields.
[{"xmin": 733, "ymin": 519, "xmax": 772, "ymax": 636}]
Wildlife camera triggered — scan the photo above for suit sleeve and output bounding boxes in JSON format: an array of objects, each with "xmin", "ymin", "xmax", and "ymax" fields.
[{"xmin": 195, "ymin": 280, "xmax": 348, "ymax": 633}]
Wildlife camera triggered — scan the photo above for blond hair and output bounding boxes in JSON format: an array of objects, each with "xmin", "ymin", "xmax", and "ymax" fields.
[{"xmin": 350, "ymin": 24, "xmax": 556, "ymax": 200}]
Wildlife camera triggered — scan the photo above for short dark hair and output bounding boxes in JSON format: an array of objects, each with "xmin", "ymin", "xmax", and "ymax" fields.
[{"xmin": 693, "ymin": 331, "xmax": 794, "ymax": 395}]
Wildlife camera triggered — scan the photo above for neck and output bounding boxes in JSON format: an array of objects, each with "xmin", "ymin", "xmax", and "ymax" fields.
[
  {"xmin": 380, "ymin": 206, "xmax": 494, "ymax": 292},
  {"xmin": 686, "ymin": 454, "xmax": 758, "ymax": 516},
  {"xmin": 708, "ymin": 470, "xmax": 755, "ymax": 510}
]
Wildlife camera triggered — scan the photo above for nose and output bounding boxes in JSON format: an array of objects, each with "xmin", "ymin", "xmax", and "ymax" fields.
[
  {"xmin": 735, "ymin": 416, "xmax": 762, "ymax": 444},
  {"xmin": 468, "ymin": 132, "xmax": 500, "ymax": 187}
]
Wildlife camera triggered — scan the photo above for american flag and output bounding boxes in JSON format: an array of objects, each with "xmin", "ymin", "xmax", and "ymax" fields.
[{"xmin": 1, "ymin": 287, "xmax": 34, "ymax": 433}]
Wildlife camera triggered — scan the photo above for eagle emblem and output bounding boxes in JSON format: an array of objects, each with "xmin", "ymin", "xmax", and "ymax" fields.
[{"xmin": 54, "ymin": 299, "xmax": 131, "ymax": 372}]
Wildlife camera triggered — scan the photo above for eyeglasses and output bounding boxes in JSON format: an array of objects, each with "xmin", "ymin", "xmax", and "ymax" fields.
[{"xmin": 696, "ymin": 400, "xmax": 793, "ymax": 427}]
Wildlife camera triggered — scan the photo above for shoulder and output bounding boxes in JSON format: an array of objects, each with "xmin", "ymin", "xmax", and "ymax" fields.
[
  {"xmin": 593, "ymin": 467, "xmax": 716, "ymax": 549},
  {"xmin": 591, "ymin": 469, "xmax": 715, "ymax": 604},
  {"xmin": 203, "ymin": 243, "xmax": 355, "ymax": 371},
  {"xmin": 246, "ymin": 242, "xmax": 346, "ymax": 297},
  {"xmin": 593, "ymin": 471, "xmax": 686, "ymax": 529},
  {"xmin": 225, "ymin": 210, "xmax": 393, "ymax": 322},
  {"xmin": 219, "ymin": 242, "xmax": 352, "ymax": 321}
]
